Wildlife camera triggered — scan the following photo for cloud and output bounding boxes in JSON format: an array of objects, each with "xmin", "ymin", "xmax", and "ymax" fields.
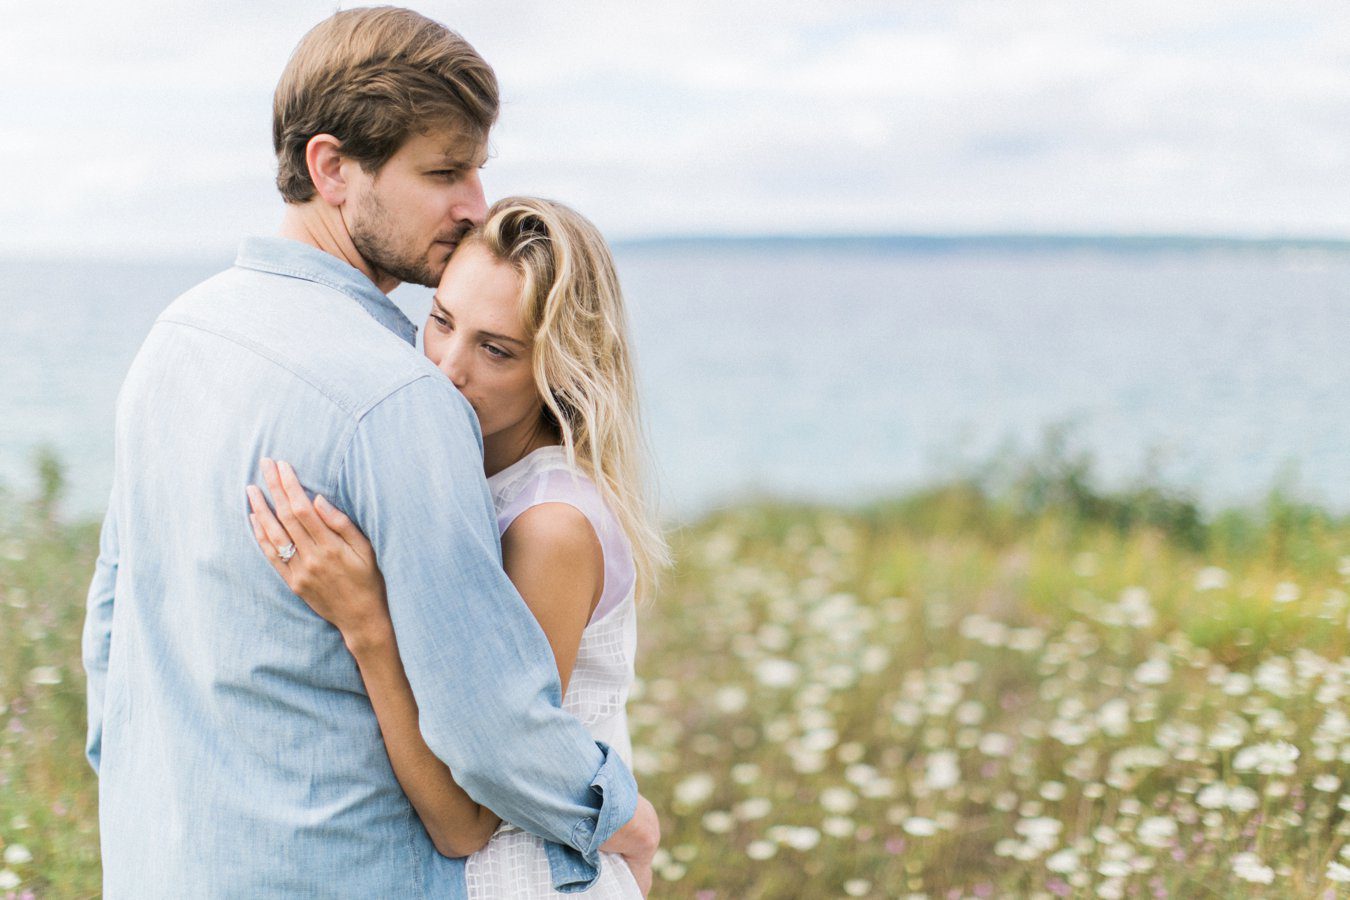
[{"xmin": 3, "ymin": 1, "xmax": 1350, "ymax": 255}]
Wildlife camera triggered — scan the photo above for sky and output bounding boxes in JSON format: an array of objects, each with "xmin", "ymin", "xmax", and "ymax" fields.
[{"xmin": 4, "ymin": 1, "xmax": 1350, "ymax": 257}]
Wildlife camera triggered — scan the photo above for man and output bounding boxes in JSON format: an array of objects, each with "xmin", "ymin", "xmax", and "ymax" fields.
[{"xmin": 81, "ymin": 7, "xmax": 658, "ymax": 897}]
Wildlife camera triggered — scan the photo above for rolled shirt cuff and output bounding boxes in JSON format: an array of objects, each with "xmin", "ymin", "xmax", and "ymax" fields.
[{"xmin": 544, "ymin": 740, "xmax": 639, "ymax": 893}]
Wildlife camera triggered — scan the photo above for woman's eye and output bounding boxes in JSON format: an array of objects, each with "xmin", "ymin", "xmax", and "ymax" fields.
[
  {"xmin": 484, "ymin": 344, "xmax": 510, "ymax": 359},
  {"xmin": 430, "ymin": 314, "xmax": 451, "ymax": 330}
]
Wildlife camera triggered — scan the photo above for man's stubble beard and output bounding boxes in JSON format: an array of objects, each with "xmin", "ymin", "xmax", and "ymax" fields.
[{"xmin": 348, "ymin": 189, "xmax": 443, "ymax": 289}]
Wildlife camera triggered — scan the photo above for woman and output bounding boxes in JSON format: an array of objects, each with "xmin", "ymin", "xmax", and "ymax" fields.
[{"xmin": 245, "ymin": 197, "xmax": 667, "ymax": 898}]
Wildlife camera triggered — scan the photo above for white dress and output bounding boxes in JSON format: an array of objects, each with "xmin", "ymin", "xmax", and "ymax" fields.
[{"xmin": 464, "ymin": 445, "xmax": 643, "ymax": 899}]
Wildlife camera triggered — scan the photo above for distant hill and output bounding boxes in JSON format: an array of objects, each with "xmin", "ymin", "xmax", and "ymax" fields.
[{"xmin": 613, "ymin": 233, "xmax": 1350, "ymax": 256}]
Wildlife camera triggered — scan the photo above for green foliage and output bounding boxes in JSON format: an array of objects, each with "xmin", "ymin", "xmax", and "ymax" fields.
[
  {"xmin": 29, "ymin": 446, "xmax": 67, "ymax": 527},
  {"xmin": 1, "ymin": 448, "xmax": 1349, "ymax": 897},
  {"xmin": 636, "ymin": 498, "xmax": 1349, "ymax": 897},
  {"xmin": 0, "ymin": 490, "xmax": 101, "ymax": 896},
  {"xmin": 994, "ymin": 426, "xmax": 1209, "ymax": 551}
]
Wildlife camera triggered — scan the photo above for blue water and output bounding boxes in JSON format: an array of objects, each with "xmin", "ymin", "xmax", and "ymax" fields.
[{"xmin": 2, "ymin": 239, "xmax": 1348, "ymax": 519}]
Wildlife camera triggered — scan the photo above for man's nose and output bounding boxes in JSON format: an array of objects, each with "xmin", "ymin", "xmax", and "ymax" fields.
[{"xmin": 455, "ymin": 169, "xmax": 488, "ymax": 227}]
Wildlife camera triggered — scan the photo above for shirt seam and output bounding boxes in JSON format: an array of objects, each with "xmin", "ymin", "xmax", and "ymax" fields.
[
  {"xmin": 233, "ymin": 256, "xmax": 415, "ymax": 340},
  {"xmin": 404, "ymin": 812, "xmax": 427, "ymax": 899},
  {"xmin": 331, "ymin": 373, "xmax": 465, "ymax": 505},
  {"xmin": 570, "ymin": 815, "xmax": 597, "ymax": 850},
  {"xmin": 156, "ymin": 315, "xmax": 426, "ymax": 420},
  {"xmin": 572, "ymin": 752, "xmax": 615, "ymax": 851},
  {"xmin": 156, "ymin": 315, "xmax": 430, "ymax": 491}
]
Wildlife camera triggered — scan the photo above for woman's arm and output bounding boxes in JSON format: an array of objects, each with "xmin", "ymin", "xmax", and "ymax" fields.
[
  {"xmin": 498, "ymin": 502, "xmax": 604, "ymax": 697},
  {"xmin": 246, "ymin": 458, "xmax": 603, "ymax": 857},
  {"xmin": 247, "ymin": 459, "xmax": 498, "ymax": 857},
  {"xmin": 345, "ymin": 619, "xmax": 503, "ymax": 857}
]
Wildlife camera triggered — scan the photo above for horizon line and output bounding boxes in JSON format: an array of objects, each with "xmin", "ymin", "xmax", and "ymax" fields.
[
  {"xmin": 6, "ymin": 230, "xmax": 1350, "ymax": 265},
  {"xmin": 614, "ymin": 231, "xmax": 1350, "ymax": 249}
]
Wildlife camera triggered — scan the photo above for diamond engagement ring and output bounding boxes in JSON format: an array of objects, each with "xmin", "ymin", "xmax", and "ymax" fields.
[{"xmin": 277, "ymin": 542, "xmax": 297, "ymax": 562}]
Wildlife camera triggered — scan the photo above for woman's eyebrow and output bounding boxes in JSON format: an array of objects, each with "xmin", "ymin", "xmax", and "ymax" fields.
[
  {"xmin": 478, "ymin": 329, "xmax": 526, "ymax": 349},
  {"xmin": 430, "ymin": 299, "xmax": 527, "ymax": 348}
]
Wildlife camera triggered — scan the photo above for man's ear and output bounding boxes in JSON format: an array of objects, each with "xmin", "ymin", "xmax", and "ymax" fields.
[{"xmin": 305, "ymin": 134, "xmax": 349, "ymax": 206}]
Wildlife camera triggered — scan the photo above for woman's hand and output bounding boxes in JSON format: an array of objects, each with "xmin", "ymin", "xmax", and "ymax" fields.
[
  {"xmin": 247, "ymin": 457, "xmax": 390, "ymax": 648},
  {"xmin": 249, "ymin": 458, "xmax": 502, "ymax": 857}
]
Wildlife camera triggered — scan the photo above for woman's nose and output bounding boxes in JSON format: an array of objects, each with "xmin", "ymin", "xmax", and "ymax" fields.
[{"xmin": 433, "ymin": 343, "xmax": 468, "ymax": 388}]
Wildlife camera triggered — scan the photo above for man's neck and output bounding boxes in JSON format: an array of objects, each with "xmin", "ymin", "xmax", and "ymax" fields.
[{"xmin": 278, "ymin": 203, "xmax": 399, "ymax": 295}]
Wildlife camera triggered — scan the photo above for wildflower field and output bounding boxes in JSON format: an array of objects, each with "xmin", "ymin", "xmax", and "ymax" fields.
[{"xmin": 2, "ymin": 449, "xmax": 1350, "ymax": 898}]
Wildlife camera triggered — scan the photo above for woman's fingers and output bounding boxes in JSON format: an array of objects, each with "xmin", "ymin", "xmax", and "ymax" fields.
[
  {"xmin": 247, "ymin": 488, "xmax": 297, "ymax": 569},
  {"xmin": 260, "ymin": 457, "xmax": 319, "ymax": 552},
  {"xmin": 314, "ymin": 494, "xmax": 374, "ymax": 558},
  {"xmin": 278, "ymin": 458, "xmax": 351, "ymax": 556},
  {"xmin": 248, "ymin": 511, "xmax": 271, "ymax": 553},
  {"xmin": 248, "ymin": 512, "xmax": 293, "ymax": 579},
  {"xmin": 275, "ymin": 459, "xmax": 332, "ymax": 543}
]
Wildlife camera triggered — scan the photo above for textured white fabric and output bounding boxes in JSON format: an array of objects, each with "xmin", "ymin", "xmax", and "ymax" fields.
[
  {"xmin": 490, "ymin": 446, "xmax": 637, "ymax": 626},
  {"xmin": 465, "ymin": 446, "xmax": 642, "ymax": 898}
]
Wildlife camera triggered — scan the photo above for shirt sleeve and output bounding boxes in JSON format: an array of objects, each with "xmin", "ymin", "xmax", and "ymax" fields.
[
  {"xmin": 335, "ymin": 374, "xmax": 638, "ymax": 886},
  {"xmin": 82, "ymin": 480, "xmax": 120, "ymax": 774}
]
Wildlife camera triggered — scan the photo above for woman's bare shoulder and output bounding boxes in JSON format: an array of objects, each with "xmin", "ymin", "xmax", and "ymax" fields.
[{"xmin": 501, "ymin": 502, "xmax": 602, "ymax": 568}]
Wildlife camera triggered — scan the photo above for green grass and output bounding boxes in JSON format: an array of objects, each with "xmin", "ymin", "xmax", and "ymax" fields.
[
  {"xmin": 0, "ymin": 472, "xmax": 103, "ymax": 899},
  {"xmin": 2, "ymin": 446, "xmax": 1350, "ymax": 898}
]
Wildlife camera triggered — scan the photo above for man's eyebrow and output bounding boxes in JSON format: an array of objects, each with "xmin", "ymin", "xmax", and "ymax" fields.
[
  {"xmin": 432, "ymin": 149, "xmax": 489, "ymax": 168},
  {"xmin": 429, "ymin": 299, "xmax": 527, "ymax": 348}
]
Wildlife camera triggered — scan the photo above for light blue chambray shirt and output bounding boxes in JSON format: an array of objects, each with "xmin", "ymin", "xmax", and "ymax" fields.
[{"xmin": 81, "ymin": 236, "xmax": 637, "ymax": 898}]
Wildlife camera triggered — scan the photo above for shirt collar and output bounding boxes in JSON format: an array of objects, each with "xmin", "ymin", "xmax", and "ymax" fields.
[{"xmin": 234, "ymin": 235, "xmax": 419, "ymax": 347}]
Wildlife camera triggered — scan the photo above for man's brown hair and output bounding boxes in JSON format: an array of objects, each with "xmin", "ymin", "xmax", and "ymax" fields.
[{"xmin": 273, "ymin": 6, "xmax": 499, "ymax": 203}]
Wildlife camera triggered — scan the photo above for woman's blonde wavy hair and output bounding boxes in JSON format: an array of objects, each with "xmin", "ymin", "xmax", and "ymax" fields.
[{"xmin": 465, "ymin": 197, "xmax": 669, "ymax": 600}]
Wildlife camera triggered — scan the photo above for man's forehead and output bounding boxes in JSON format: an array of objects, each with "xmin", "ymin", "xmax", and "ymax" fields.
[{"xmin": 413, "ymin": 129, "xmax": 488, "ymax": 165}]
